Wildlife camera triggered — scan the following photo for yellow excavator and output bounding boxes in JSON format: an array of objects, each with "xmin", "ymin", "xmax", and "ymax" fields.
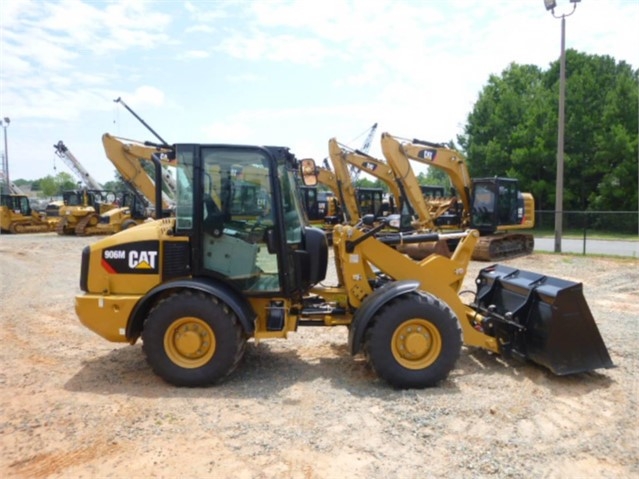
[
  {"xmin": 53, "ymin": 133, "xmax": 176, "ymax": 237},
  {"xmin": 75, "ymin": 134, "xmax": 612, "ymax": 389},
  {"xmin": 299, "ymin": 186, "xmax": 338, "ymax": 227},
  {"xmin": 380, "ymin": 133, "xmax": 535, "ymax": 261},
  {"xmin": 301, "ymin": 124, "xmax": 382, "ymax": 233}
]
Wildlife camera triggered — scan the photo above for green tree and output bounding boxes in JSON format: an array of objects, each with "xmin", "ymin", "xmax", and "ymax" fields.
[
  {"xmin": 39, "ymin": 175, "xmax": 59, "ymax": 197},
  {"xmin": 103, "ymin": 175, "xmax": 128, "ymax": 193},
  {"xmin": 418, "ymin": 169, "xmax": 450, "ymax": 190},
  {"xmin": 458, "ymin": 51, "xmax": 638, "ymax": 214},
  {"xmin": 458, "ymin": 63, "xmax": 554, "ymax": 208},
  {"xmin": 56, "ymin": 172, "xmax": 79, "ymax": 193}
]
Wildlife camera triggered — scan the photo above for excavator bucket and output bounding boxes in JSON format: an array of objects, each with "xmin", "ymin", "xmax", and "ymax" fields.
[{"xmin": 474, "ymin": 264, "xmax": 613, "ymax": 375}]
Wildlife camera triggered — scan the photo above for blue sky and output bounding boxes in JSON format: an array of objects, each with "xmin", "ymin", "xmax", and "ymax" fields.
[{"xmin": 1, "ymin": 0, "xmax": 638, "ymax": 185}]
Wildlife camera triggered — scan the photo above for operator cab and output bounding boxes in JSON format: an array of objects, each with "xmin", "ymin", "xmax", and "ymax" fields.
[
  {"xmin": 172, "ymin": 145, "xmax": 328, "ymax": 297},
  {"xmin": 0, "ymin": 194, "xmax": 32, "ymax": 216},
  {"xmin": 471, "ymin": 177, "xmax": 523, "ymax": 234}
]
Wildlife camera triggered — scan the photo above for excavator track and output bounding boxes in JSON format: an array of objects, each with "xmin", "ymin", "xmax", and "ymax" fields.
[
  {"xmin": 82, "ymin": 224, "xmax": 116, "ymax": 236},
  {"xmin": 9, "ymin": 221, "xmax": 51, "ymax": 234},
  {"xmin": 56, "ymin": 217, "xmax": 73, "ymax": 235},
  {"xmin": 472, "ymin": 233, "xmax": 534, "ymax": 262},
  {"xmin": 74, "ymin": 213, "xmax": 100, "ymax": 236}
]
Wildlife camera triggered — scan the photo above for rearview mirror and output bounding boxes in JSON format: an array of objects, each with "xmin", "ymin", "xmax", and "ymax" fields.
[{"xmin": 299, "ymin": 158, "xmax": 318, "ymax": 186}]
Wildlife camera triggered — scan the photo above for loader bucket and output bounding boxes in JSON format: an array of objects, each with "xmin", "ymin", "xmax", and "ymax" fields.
[{"xmin": 474, "ymin": 264, "xmax": 613, "ymax": 375}]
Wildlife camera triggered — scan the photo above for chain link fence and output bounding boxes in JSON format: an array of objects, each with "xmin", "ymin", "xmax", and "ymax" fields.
[
  {"xmin": 535, "ymin": 210, "xmax": 638, "ymax": 235},
  {"xmin": 534, "ymin": 210, "xmax": 638, "ymax": 257}
]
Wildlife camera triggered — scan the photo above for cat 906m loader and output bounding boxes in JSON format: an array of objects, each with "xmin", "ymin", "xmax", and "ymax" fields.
[{"xmin": 74, "ymin": 136, "xmax": 612, "ymax": 389}]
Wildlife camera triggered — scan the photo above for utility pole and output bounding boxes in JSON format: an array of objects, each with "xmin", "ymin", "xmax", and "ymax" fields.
[{"xmin": 544, "ymin": 0, "xmax": 580, "ymax": 253}]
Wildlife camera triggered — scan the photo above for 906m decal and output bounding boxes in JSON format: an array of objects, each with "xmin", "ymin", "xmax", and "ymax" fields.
[{"xmin": 101, "ymin": 240, "xmax": 159, "ymax": 274}]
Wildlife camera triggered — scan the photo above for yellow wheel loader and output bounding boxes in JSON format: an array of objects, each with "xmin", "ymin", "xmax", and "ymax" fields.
[{"xmin": 75, "ymin": 138, "xmax": 612, "ymax": 388}]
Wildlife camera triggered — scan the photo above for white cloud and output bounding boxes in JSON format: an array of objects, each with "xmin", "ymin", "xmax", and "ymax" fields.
[
  {"xmin": 124, "ymin": 86, "xmax": 166, "ymax": 108},
  {"xmin": 201, "ymin": 121, "xmax": 254, "ymax": 143},
  {"xmin": 182, "ymin": 50, "xmax": 210, "ymax": 59}
]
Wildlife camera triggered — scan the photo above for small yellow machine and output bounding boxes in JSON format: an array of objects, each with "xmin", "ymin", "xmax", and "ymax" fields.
[{"xmin": 0, "ymin": 193, "xmax": 56, "ymax": 233}]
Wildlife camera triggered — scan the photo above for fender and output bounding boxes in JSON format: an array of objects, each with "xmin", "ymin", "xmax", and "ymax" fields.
[
  {"xmin": 126, "ymin": 277, "xmax": 256, "ymax": 341},
  {"xmin": 348, "ymin": 279, "xmax": 420, "ymax": 355}
]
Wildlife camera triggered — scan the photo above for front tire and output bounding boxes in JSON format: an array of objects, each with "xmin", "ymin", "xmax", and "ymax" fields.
[
  {"xmin": 142, "ymin": 291, "xmax": 247, "ymax": 386},
  {"xmin": 365, "ymin": 293, "xmax": 462, "ymax": 389}
]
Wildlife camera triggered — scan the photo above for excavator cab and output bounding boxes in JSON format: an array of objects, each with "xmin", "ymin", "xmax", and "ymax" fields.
[
  {"xmin": 470, "ymin": 177, "xmax": 522, "ymax": 234},
  {"xmin": 356, "ymin": 187, "xmax": 388, "ymax": 218}
]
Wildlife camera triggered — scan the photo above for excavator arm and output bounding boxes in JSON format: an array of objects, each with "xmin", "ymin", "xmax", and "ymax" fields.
[
  {"xmin": 326, "ymin": 139, "xmax": 361, "ymax": 225},
  {"xmin": 380, "ymin": 133, "xmax": 438, "ymax": 230},
  {"xmin": 328, "ymin": 138, "xmax": 402, "ymax": 215},
  {"xmin": 102, "ymin": 134, "xmax": 174, "ymax": 212},
  {"xmin": 381, "ymin": 133, "xmax": 474, "ymax": 228}
]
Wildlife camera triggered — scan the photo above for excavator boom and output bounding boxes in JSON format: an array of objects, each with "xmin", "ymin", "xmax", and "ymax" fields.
[{"xmin": 101, "ymin": 134, "xmax": 175, "ymax": 213}]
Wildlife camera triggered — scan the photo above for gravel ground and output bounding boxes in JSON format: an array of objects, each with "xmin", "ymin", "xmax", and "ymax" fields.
[{"xmin": 0, "ymin": 232, "xmax": 637, "ymax": 479}]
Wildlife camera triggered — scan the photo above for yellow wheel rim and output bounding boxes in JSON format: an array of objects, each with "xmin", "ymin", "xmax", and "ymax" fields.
[
  {"xmin": 391, "ymin": 318, "xmax": 442, "ymax": 370},
  {"xmin": 164, "ymin": 317, "xmax": 216, "ymax": 368}
]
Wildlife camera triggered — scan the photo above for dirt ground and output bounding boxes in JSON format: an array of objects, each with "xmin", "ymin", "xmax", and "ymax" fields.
[{"xmin": 0, "ymin": 232, "xmax": 637, "ymax": 479}]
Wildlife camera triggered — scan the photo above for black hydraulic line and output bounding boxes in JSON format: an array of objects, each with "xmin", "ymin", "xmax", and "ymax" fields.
[
  {"xmin": 376, "ymin": 231, "xmax": 442, "ymax": 246},
  {"xmin": 412, "ymin": 138, "xmax": 447, "ymax": 148}
]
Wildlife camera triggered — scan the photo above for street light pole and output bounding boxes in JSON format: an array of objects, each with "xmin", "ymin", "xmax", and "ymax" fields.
[
  {"xmin": 1, "ymin": 117, "xmax": 10, "ymax": 192},
  {"xmin": 544, "ymin": 0, "xmax": 580, "ymax": 253}
]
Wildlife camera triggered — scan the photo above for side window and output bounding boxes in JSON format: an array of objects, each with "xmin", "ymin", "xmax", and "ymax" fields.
[
  {"xmin": 280, "ymin": 167, "xmax": 303, "ymax": 244},
  {"xmin": 200, "ymin": 148, "xmax": 281, "ymax": 293},
  {"xmin": 175, "ymin": 148, "xmax": 195, "ymax": 230}
]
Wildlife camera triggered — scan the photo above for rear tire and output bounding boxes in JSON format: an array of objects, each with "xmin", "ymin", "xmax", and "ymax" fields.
[
  {"xmin": 365, "ymin": 293, "xmax": 462, "ymax": 389},
  {"xmin": 142, "ymin": 291, "xmax": 246, "ymax": 386}
]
